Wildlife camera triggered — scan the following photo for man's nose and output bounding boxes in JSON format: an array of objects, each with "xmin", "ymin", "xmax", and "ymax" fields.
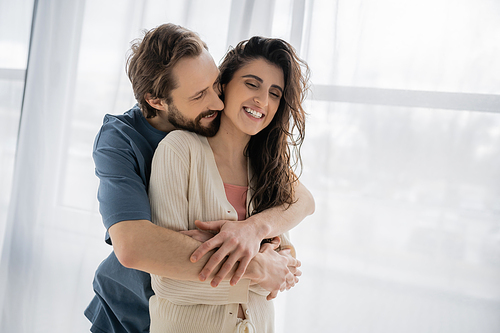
[{"xmin": 208, "ymin": 88, "xmax": 224, "ymax": 110}]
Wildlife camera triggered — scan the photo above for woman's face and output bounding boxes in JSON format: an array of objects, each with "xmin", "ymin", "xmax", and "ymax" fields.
[{"xmin": 222, "ymin": 58, "xmax": 285, "ymax": 137}]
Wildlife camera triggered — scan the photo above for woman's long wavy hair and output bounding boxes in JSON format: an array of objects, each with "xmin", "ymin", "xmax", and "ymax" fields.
[{"xmin": 218, "ymin": 37, "xmax": 310, "ymax": 215}]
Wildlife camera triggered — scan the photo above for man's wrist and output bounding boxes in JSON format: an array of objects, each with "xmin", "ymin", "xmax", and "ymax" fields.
[{"xmin": 246, "ymin": 214, "xmax": 272, "ymax": 240}]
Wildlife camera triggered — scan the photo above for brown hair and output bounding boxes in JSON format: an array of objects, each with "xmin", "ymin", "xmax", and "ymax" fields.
[
  {"xmin": 217, "ymin": 37, "xmax": 310, "ymax": 214},
  {"xmin": 126, "ymin": 23, "xmax": 208, "ymax": 118}
]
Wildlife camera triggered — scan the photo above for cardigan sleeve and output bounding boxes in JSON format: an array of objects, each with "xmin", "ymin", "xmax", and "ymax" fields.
[
  {"xmin": 149, "ymin": 136, "xmax": 190, "ymax": 231},
  {"xmin": 149, "ymin": 131, "xmax": 250, "ymax": 305}
]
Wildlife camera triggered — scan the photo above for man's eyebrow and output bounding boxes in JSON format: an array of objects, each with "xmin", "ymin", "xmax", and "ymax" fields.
[{"xmin": 242, "ymin": 74, "xmax": 283, "ymax": 93}]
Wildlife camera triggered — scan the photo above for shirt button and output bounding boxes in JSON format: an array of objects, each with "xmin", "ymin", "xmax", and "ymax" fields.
[{"xmin": 245, "ymin": 309, "xmax": 250, "ymax": 315}]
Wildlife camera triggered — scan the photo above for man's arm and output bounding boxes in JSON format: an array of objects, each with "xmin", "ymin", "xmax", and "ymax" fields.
[
  {"xmin": 109, "ymin": 219, "xmax": 207, "ymax": 279},
  {"xmin": 191, "ymin": 181, "xmax": 314, "ymax": 287},
  {"xmin": 109, "ymin": 219, "xmax": 297, "ymax": 299}
]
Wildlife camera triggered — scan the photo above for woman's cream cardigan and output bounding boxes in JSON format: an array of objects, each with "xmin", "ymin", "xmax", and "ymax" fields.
[{"xmin": 148, "ymin": 130, "xmax": 292, "ymax": 333}]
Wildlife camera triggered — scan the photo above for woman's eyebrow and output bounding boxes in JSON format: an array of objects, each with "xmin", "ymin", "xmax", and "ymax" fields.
[
  {"xmin": 242, "ymin": 74, "xmax": 283, "ymax": 93},
  {"xmin": 271, "ymin": 84, "xmax": 283, "ymax": 93},
  {"xmin": 242, "ymin": 74, "xmax": 263, "ymax": 82}
]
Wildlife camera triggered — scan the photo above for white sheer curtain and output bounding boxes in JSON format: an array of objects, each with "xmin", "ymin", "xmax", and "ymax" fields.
[{"xmin": 1, "ymin": 0, "xmax": 499, "ymax": 332}]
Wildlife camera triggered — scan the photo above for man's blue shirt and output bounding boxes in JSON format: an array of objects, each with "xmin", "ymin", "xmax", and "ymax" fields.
[{"xmin": 85, "ymin": 105, "xmax": 167, "ymax": 332}]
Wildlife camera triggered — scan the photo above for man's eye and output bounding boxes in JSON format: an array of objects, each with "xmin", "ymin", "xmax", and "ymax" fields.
[{"xmin": 194, "ymin": 91, "xmax": 205, "ymax": 100}]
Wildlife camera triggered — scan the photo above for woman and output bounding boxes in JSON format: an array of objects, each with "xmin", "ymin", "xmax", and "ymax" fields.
[{"xmin": 148, "ymin": 36, "xmax": 309, "ymax": 333}]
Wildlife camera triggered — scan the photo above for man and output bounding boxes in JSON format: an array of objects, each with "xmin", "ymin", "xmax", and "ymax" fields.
[{"xmin": 85, "ymin": 23, "xmax": 314, "ymax": 333}]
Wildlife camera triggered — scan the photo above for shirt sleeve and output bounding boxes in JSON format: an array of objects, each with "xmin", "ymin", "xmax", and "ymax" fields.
[{"xmin": 93, "ymin": 126, "xmax": 152, "ymax": 244}]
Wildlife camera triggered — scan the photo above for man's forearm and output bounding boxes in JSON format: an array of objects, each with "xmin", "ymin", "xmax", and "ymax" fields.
[
  {"xmin": 249, "ymin": 181, "xmax": 315, "ymax": 239},
  {"xmin": 110, "ymin": 219, "xmax": 281, "ymax": 285},
  {"xmin": 109, "ymin": 220, "xmax": 219, "ymax": 280}
]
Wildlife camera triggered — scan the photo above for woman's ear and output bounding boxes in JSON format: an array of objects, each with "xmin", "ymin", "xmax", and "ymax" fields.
[{"xmin": 145, "ymin": 93, "xmax": 166, "ymax": 111}]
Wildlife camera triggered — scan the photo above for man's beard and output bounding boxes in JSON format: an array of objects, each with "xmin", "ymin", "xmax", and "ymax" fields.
[{"xmin": 167, "ymin": 103, "xmax": 221, "ymax": 137}]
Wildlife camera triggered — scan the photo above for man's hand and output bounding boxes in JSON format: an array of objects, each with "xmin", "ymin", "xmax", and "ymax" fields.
[{"xmin": 190, "ymin": 219, "xmax": 264, "ymax": 287}]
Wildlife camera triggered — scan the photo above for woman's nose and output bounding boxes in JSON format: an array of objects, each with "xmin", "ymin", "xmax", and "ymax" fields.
[{"xmin": 253, "ymin": 91, "xmax": 268, "ymax": 107}]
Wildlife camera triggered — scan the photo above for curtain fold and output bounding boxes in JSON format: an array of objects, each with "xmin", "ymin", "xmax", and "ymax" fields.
[{"xmin": 0, "ymin": 0, "xmax": 86, "ymax": 330}]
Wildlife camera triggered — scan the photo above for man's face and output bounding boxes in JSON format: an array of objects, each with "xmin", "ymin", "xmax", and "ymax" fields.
[{"xmin": 162, "ymin": 49, "xmax": 224, "ymax": 136}]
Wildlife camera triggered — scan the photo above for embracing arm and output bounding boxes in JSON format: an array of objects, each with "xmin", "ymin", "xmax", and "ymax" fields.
[
  {"xmin": 109, "ymin": 219, "xmax": 209, "ymax": 280},
  {"xmin": 110, "ymin": 218, "xmax": 263, "ymax": 281},
  {"xmin": 110, "ymin": 218, "xmax": 296, "ymax": 300}
]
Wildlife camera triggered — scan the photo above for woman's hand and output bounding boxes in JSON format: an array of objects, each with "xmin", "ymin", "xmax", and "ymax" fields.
[
  {"xmin": 277, "ymin": 248, "xmax": 302, "ymax": 291},
  {"xmin": 247, "ymin": 239, "xmax": 291, "ymax": 300}
]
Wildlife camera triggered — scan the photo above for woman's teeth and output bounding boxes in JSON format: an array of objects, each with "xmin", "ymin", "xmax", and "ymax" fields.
[{"xmin": 244, "ymin": 107, "xmax": 263, "ymax": 119}]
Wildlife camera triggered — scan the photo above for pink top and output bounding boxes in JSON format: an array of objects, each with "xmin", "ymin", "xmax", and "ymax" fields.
[{"xmin": 223, "ymin": 183, "xmax": 248, "ymax": 221}]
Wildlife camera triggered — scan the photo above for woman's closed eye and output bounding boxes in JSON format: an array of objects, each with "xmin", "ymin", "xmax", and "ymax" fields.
[{"xmin": 270, "ymin": 92, "xmax": 280, "ymax": 98}]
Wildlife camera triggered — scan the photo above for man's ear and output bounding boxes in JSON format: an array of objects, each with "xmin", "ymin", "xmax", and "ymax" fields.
[{"xmin": 145, "ymin": 93, "xmax": 167, "ymax": 111}]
